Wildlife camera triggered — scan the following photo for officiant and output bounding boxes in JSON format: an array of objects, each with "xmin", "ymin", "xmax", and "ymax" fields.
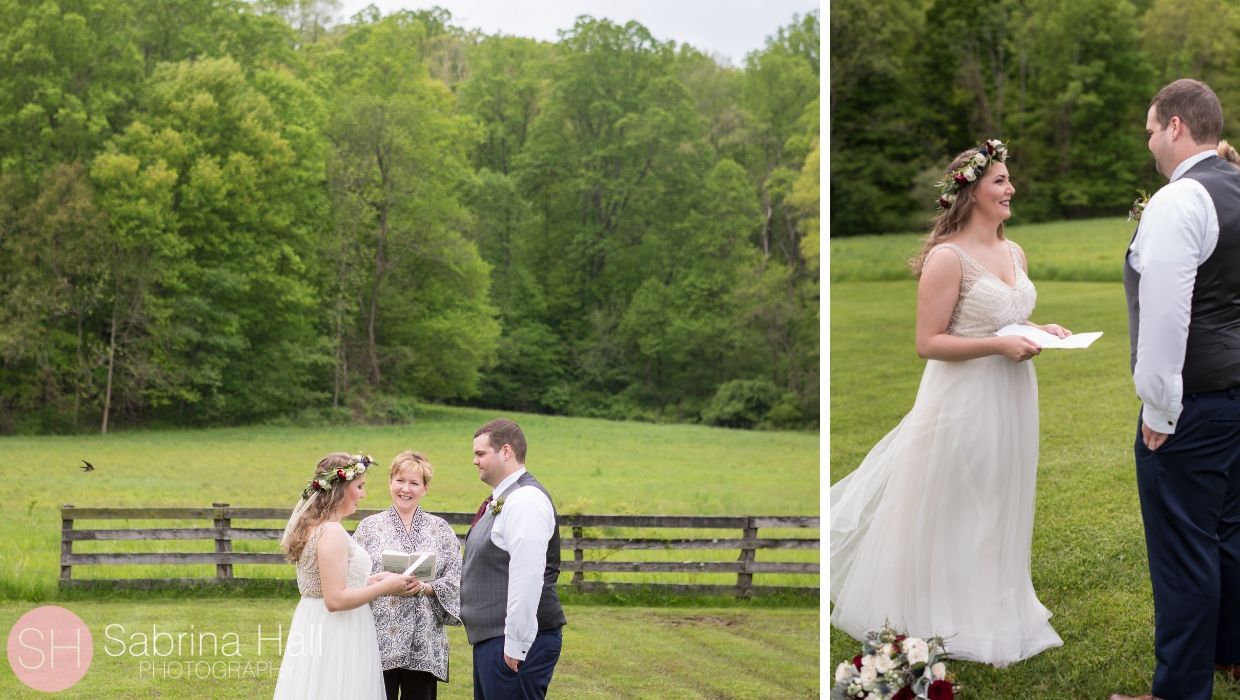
[{"xmin": 354, "ymin": 450, "xmax": 463, "ymax": 700}]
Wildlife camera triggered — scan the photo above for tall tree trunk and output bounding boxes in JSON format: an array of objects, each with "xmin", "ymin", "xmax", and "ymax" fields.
[
  {"xmin": 101, "ymin": 302, "xmax": 117, "ymax": 434},
  {"xmin": 367, "ymin": 206, "xmax": 388, "ymax": 386},
  {"xmin": 74, "ymin": 314, "xmax": 84, "ymax": 429},
  {"xmin": 333, "ymin": 297, "xmax": 343, "ymax": 409}
]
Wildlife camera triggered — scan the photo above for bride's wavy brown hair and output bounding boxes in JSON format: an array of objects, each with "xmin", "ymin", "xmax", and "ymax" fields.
[
  {"xmin": 909, "ymin": 149, "xmax": 1008, "ymax": 277},
  {"xmin": 281, "ymin": 452, "xmax": 355, "ymax": 563}
]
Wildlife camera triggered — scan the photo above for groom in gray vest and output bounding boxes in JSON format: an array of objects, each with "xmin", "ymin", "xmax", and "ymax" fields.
[
  {"xmin": 1113, "ymin": 79, "xmax": 1240, "ymax": 700},
  {"xmin": 461, "ymin": 418, "xmax": 566, "ymax": 699}
]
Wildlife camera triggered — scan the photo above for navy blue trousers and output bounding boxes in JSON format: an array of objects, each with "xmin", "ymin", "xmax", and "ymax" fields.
[
  {"xmin": 471, "ymin": 627, "xmax": 562, "ymax": 700},
  {"xmin": 1136, "ymin": 390, "xmax": 1240, "ymax": 700}
]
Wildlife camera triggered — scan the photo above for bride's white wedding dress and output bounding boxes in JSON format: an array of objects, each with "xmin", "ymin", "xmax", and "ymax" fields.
[
  {"xmin": 830, "ymin": 241, "xmax": 1063, "ymax": 667},
  {"xmin": 272, "ymin": 522, "xmax": 386, "ymax": 698}
]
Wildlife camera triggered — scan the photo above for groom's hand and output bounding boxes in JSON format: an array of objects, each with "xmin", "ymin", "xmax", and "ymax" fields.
[
  {"xmin": 1142, "ymin": 423, "xmax": 1169, "ymax": 450},
  {"xmin": 503, "ymin": 654, "xmax": 521, "ymax": 672}
]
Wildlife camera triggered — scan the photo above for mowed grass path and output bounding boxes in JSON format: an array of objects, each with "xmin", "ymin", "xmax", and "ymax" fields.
[
  {"xmin": 830, "ymin": 218, "xmax": 1240, "ymax": 698},
  {"xmin": 0, "ymin": 601, "xmax": 820, "ymax": 698}
]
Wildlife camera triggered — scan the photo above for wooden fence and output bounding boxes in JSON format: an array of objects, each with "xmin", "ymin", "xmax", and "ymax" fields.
[{"xmin": 60, "ymin": 504, "xmax": 818, "ymax": 598}]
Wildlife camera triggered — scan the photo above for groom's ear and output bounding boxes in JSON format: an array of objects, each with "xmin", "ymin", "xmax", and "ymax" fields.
[{"xmin": 1169, "ymin": 116, "xmax": 1187, "ymax": 141}]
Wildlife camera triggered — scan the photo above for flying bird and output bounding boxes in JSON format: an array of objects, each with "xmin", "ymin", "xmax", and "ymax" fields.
[{"xmin": 80, "ymin": 459, "xmax": 94, "ymax": 472}]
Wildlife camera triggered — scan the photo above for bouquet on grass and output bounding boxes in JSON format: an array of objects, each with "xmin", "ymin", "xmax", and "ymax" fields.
[{"xmin": 831, "ymin": 624, "xmax": 959, "ymax": 700}]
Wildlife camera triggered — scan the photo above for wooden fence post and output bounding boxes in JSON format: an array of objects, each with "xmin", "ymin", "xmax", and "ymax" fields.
[
  {"xmin": 737, "ymin": 516, "xmax": 758, "ymax": 599},
  {"xmin": 60, "ymin": 505, "xmax": 74, "ymax": 586},
  {"xmin": 213, "ymin": 503, "xmax": 232, "ymax": 581},
  {"xmin": 572, "ymin": 525, "xmax": 584, "ymax": 587}
]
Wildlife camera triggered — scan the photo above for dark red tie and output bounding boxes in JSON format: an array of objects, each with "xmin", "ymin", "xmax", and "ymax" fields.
[{"xmin": 470, "ymin": 496, "xmax": 493, "ymax": 527}]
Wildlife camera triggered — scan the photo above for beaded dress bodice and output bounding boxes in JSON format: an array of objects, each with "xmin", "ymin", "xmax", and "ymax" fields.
[
  {"xmin": 296, "ymin": 522, "xmax": 372, "ymax": 598},
  {"xmin": 927, "ymin": 242, "xmax": 1036, "ymax": 338}
]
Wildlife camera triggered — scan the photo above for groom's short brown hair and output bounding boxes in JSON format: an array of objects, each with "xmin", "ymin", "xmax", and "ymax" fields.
[
  {"xmin": 474, "ymin": 418, "xmax": 527, "ymax": 463},
  {"xmin": 1151, "ymin": 79, "xmax": 1224, "ymax": 144}
]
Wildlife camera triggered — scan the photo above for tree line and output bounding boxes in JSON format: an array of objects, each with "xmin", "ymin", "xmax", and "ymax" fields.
[
  {"xmin": 0, "ymin": 1, "xmax": 820, "ymax": 434},
  {"xmin": 831, "ymin": 0, "xmax": 1240, "ymax": 235}
]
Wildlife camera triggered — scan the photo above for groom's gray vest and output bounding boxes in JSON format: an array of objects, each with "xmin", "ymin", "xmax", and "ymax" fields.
[
  {"xmin": 460, "ymin": 472, "xmax": 566, "ymax": 645},
  {"xmin": 1125, "ymin": 155, "xmax": 1240, "ymax": 394}
]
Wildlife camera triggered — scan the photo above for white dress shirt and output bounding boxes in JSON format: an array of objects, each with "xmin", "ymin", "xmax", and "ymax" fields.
[
  {"xmin": 488, "ymin": 467, "xmax": 556, "ymax": 660},
  {"xmin": 1128, "ymin": 150, "xmax": 1221, "ymax": 433}
]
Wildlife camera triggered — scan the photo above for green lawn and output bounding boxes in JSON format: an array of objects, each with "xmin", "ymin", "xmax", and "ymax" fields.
[
  {"xmin": 829, "ymin": 219, "xmax": 1240, "ymax": 698},
  {"xmin": 0, "ymin": 601, "xmax": 820, "ymax": 698},
  {"xmin": 830, "ymin": 215, "xmax": 1135, "ymax": 282}
]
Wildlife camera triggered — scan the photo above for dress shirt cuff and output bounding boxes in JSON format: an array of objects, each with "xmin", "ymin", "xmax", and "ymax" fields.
[
  {"xmin": 1142, "ymin": 403, "xmax": 1180, "ymax": 434},
  {"xmin": 504, "ymin": 634, "xmax": 532, "ymax": 661}
]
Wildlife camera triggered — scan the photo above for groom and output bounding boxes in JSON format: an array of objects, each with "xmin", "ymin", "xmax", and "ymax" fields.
[
  {"xmin": 461, "ymin": 418, "xmax": 566, "ymax": 699},
  {"xmin": 1114, "ymin": 78, "xmax": 1240, "ymax": 700}
]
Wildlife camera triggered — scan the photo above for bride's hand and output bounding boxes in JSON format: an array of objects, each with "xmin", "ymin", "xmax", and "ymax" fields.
[
  {"xmin": 995, "ymin": 335, "xmax": 1041, "ymax": 362},
  {"xmin": 380, "ymin": 574, "xmax": 418, "ymax": 596},
  {"xmin": 366, "ymin": 571, "xmax": 392, "ymax": 586},
  {"xmin": 1038, "ymin": 323, "xmax": 1071, "ymax": 338}
]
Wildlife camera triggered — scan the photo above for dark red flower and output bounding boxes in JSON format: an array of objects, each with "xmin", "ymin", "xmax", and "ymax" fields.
[
  {"xmin": 954, "ymin": 173, "xmax": 968, "ymax": 184},
  {"xmin": 852, "ymin": 654, "xmax": 862, "ymax": 670},
  {"xmin": 928, "ymin": 680, "xmax": 954, "ymax": 700},
  {"xmin": 337, "ymin": 469, "xmax": 346, "ymax": 478},
  {"xmin": 311, "ymin": 481, "xmax": 321, "ymax": 490},
  {"xmin": 893, "ymin": 688, "xmax": 915, "ymax": 700}
]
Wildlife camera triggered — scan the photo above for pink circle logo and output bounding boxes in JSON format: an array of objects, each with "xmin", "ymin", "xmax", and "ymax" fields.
[{"xmin": 7, "ymin": 605, "xmax": 93, "ymax": 691}]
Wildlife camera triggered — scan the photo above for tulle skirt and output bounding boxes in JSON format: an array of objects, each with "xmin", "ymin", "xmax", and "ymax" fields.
[
  {"xmin": 272, "ymin": 597, "xmax": 386, "ymax": 699},
  {"xmin": 830, "ymin": 356, "xmax": 1063, "ymax": 666}
]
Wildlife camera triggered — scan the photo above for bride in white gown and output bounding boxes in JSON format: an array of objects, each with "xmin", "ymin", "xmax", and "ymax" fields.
[
  {"xmin": 831, "ymin": 140, "xmax": 1066, "ymax": 667},
  {"xmin": 273, "ymin": 453, "xmax": 420, "ymax": 699}
]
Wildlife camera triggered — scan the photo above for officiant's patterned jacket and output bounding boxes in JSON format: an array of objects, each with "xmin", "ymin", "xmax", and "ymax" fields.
[{"xmin": 354, "ymin": 507, "xmax": 463, "ymax": 681}]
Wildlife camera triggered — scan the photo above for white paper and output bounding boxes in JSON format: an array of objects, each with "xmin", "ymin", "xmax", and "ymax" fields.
[
  {"xmin": 381, "ymin": 549, "xmax": 437, "ymax": 579},
  {"xmin": 995, "ymin": 324, "xmax": 1102, "ymax": 349},
  {"xmin": 402, "ymin": 552, "xmax": 431, "ymax": 577}
]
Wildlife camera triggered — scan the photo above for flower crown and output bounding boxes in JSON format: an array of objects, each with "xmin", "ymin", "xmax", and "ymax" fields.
[
  {"xmin": 301, "ymin": 454, "xmax": 373, "ymax": 499},
  {"xmin": 936, "ymin": 139, "xmax": 1009, "ymax": 210}
]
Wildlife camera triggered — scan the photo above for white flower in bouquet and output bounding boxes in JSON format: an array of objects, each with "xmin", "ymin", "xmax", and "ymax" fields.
[
  {"xmin": 835, "ymin": 662, "xmax": 857, "ymax": 683},
  {"xmin": 880, "ymin": 643, "xmax": 893, "ymax": 656},
  {"xmin": 858, "ymin": 664, "xmax": 877, "ymax": 684},
  {"xmin": 930, "ymin": 661, "xmax": 947, "ymax": 680},
  {"xmin": 903, "ymin": 637, "xmax": 930, "ymax": 666},
  {"xmin": 874, "ymin": 654, "xmax": 894, "ymax": 674}
]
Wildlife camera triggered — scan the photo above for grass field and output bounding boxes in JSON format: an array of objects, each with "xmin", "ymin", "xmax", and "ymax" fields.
[
  {"xmin": 829, "ymin": 217, "xmax": 1240, "ymax": 698},
  {"xmin": 0, "ymin": 405, "xmax": 819, "ymax": 600},
  {"xmin": 0, "ymin": 406, "xmax": 820, "ymax": 697}
]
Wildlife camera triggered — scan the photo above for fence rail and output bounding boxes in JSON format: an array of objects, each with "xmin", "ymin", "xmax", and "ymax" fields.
[{"xmin": 59, "ymin": 504, "xmax": 819, "ymax": 598}]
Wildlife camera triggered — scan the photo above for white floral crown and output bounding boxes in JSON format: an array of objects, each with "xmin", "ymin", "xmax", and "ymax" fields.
[
  {"xmin": 936, "ymin": 139, "xmax": 1009, "ymax": 210},
  {"xmin": 301, "ymin": 454, "xmax": 373, "ymax": 499}
]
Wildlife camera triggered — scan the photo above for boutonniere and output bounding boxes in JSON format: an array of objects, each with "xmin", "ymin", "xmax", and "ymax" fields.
[
  {"xmin": 490, "ymin": 497, "xmax": 505, "ymax": 516},
  {"xmin": 1128, "ymin": 189, "xmax": 1150, "ymax": 222}
]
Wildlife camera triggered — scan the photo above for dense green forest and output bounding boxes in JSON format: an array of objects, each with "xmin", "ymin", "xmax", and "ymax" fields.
[
  {"xmin": 0, "ymin": 1, "xmax": 820, "ymax": 434},
  {"xmin": 831, "ymin": 0, "xmax": 1240, "ymax": 235}
]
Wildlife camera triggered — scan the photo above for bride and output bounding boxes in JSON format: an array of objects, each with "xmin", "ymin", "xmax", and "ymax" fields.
[
  {"xmin": 830, "ymin": 140, "xmax": 1066, "ymax": 667},
  {"xmin": 273, "ymin": 453, "xmax": 419, "ymax": 699}
]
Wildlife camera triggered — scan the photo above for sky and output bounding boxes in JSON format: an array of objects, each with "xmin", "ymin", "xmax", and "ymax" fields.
[{"xmin": 334, "ymin": 0, "xmax": 820, "ymax": 67}]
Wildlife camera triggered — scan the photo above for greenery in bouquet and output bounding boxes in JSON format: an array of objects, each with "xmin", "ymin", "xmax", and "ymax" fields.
[{"xmin": 832, "ymin": 624, "xmax": 959, "ymax": 700}]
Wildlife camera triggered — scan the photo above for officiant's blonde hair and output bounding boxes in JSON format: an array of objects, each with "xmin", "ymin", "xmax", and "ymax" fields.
[
  {"xmin": 282, "ymin": 452, "xmax": 356, "ymax": 562},
  {"xmin": 910, "ymin": 148, "xmax": 1007, "ymax": 277},
  {"xmin": 389, "ymin": 450, "xmax": 434, "ymax": 486}
]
